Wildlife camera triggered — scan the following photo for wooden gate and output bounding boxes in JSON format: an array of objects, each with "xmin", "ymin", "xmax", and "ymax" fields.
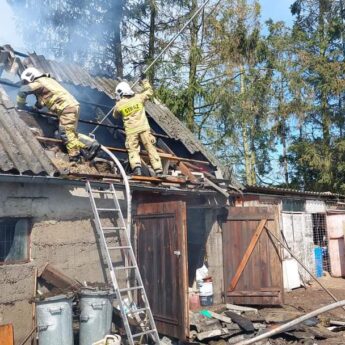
[
  {"xmin": 135, "ymin": 200, "xmax": 189, "ymax": 340},
  {"xmin": 222, "ymin": 206, "xmax": 283, "ymax": 305}
]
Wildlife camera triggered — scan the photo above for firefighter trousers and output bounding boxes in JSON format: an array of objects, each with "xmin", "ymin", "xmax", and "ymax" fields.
[
  {"xmin": 125, "ymin": 130, "xmax": 162, "ymax": 171},
  {"xmin": 58, "ymin": 106, "xmax": 86, "ymax": 157}
]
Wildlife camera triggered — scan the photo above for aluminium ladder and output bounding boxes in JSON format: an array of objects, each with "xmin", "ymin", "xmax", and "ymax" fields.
[{"xmin": 86, "ymin": 146, "xmax": 160, "ymax": 345}]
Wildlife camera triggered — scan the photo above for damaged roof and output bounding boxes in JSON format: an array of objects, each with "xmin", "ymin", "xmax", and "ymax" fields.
[
  {"xmin": 0, "ymin": 86, "xmax": 58, "ymax": 176},
  {"xmin": 0, "ymin": 46, "xmax": 229, "ymax": 175}
]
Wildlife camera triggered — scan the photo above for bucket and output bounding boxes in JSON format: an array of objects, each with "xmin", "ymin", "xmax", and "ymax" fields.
[
  {"xmin": 198, "ymin": 277, "xmax": 213, "ymax": 306},
  {"xmin": 36, "ymin": 294, "xmax": 74, "ymax": 345},
  {"xmin": 79, "ymin": 289, "xmax": 116, "ymax": 345},
  {"xmin": 199, "ymin": 295, "xmax": 213, "ymax": 306}
]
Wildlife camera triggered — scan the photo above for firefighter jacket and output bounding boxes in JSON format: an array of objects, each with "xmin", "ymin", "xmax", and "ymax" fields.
[
  {"xmin": 17, "ymin": 76, "xmax": 79, "ymax": 114},
  {"xmin": 113, "ymin": 80, "xmax": 153, "ymax": 135}
]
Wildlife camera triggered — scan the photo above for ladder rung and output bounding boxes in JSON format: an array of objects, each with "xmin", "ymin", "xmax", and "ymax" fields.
[
  {"xmin": 102, "ymin": 226, "xmax": 125, "ymax": 230},
  {"xmin": 119, "ymin": 286, "xmax": 143, "ymax": 292},
  {"xmin": 115, "ymin": 266, "xmax": 136, "ymax": 270},
  {"xmin": 90, "ymin": 189, "xmax": 113, "ymax": 194},
  {"xmin": 97, "ymin": 208, "xmax": 119, "ymax": 212},
  {"xmin": 127, "ymin": 307, "xmax": 148, "ymax": 314},
  {"xmin": 132, "ymin": 329, "xmax": 157, "ymax": 338},
  {"xmin": 108, "ymin": 246, "xmax": 131, "ymax": 250}
]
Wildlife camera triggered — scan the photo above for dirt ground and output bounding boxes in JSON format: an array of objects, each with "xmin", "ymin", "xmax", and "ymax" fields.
[{"xmin": 280, "ymin": 275, "xmax": 345, "ymax": 344}]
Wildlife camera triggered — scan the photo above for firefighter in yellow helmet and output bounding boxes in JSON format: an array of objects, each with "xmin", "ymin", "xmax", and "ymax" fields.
[
  {"xmin": 113, "ymin": 79, "xmax": 163, "ymax": 176},
  {"xmin": 17, "ymin": 67, "xmax": 100, "ymax": 162}
]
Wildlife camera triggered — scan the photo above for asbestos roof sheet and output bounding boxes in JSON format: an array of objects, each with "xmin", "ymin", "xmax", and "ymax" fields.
[
  {"xmin": 0, "ymin": 45, "xmax": 234, "ymax": 180},
  {"xmin": 0, "ymin": 87, "xmax": 58, "ymax": 176},
  {"xmin": 24, "ymin": 53, "xmax": 116, "ymax": 99},
  {"xmin": 243, "ymin": 185, "xmax": 345, "ymax": 199},
  {"xmin": 23, "ymin": 54, "xmax": 228, "ymax": 169}
]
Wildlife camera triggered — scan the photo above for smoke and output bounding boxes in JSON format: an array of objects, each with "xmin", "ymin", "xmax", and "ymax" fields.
[
  {"xmin": 6, "ymin": 0, "xmax": 124, "ymax": 76},
  {"xmin": 0, "ymin": 1, "xmax": 24, "ymax": 48}
]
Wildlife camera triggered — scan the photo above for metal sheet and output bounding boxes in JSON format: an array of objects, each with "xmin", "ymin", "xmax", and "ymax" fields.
[
  {"xmin": 135, "ymin": 199, "xmax": 189, "ymax": 340},
  {"xmin": 0, "ymin": 87, "xmax": 58, "ymax": 176},
  {"xmin": 0, "ymin": 44, "xmax": 238, "ymax": 181},
  {"xmin": 222, "ymin": 206, "xmax": 284, "ymax": 305}
]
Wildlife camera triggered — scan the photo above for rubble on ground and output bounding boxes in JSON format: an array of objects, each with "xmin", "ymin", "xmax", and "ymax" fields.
[{"xmin": 189, "ymin": 302, "xmax": 345, "ymax": 345}]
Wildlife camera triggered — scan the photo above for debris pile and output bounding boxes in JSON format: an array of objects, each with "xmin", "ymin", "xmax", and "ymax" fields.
[
  {"xmin": 189, "ymin": 303, "xmax": 345, "ymax": 344},
  {"xmin": 30, "ymin": 263, "xmax": 154, "ymax": 345}
]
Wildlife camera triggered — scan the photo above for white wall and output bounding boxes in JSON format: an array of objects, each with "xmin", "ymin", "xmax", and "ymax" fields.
[{"xmin": 281, "ymin": 212, "xmax": 315, "ymax": 282}]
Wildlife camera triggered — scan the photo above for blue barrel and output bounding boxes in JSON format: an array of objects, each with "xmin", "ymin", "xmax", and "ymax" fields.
[{"xmin": 314, "ymin": 247, "xmax": 323, "ymax": 278}]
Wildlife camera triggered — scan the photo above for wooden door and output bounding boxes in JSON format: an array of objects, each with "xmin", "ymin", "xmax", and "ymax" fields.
[
  {"xmin": 135, "ymin": 200, "xmax": 189, "ymax": 340},
  {"xmin": 222, "ymin": 206, "xmax": 283, "ymax": 305}
]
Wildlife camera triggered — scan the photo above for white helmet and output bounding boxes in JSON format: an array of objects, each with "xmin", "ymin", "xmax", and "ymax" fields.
[
  {"xmin": 20, "ymin": 67, "xmax": 45, "ymax": 83},
  {"xmin": 115, "ymin": 81, "xmax": 134, "ymax": 99}
]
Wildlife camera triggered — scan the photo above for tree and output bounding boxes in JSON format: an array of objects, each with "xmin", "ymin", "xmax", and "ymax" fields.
[{"xmin": 287, "ymin": 0, "xmax": 345, "ymax": 191}]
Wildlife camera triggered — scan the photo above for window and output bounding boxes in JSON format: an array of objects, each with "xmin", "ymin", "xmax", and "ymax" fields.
[
  {"xmin": 282, "ymin": 199, "xmax": 305, "ymax": 212},
  {"xmin": 0, "ymin": 218, "xmax": 30, "ymax": 263}
]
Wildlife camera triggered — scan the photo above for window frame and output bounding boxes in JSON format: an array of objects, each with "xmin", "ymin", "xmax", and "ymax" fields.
[{"xmin": 0, "ymin": 218, "xmax": 31, "ymax": 265}]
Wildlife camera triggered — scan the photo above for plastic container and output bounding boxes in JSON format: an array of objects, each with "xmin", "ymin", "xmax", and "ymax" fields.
[
  {"xmin": 199, "ymin": 295, "xmax": 213, "ymax": 306},
  {"xmin": 92, "ymin": 335, "xmax": 121, "ymax": 345},
  {"xmin": 198, "ymin": 277, "xmax": 213, "ymax": 306},
  {"xmin": 36, "ymin": 294, "xmax": 74, "ymax": 345},
  {"xmin": 314, "ymin": 247, "xmax": 323, "ymax": 278},
  {"xmin": 189, "ymin": 292, "xmax": 201, "ymax": 310},
  {"xmin": 283, "ymin": 258, "xmax": 301, "ymax": 290},
  {"xmin": 79, "ymin": 289, "xmax": 115, "ymax": 345}
]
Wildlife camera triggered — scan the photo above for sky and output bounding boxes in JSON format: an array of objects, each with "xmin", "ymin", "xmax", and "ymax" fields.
[
  {"xmin": 0, "ymin": 0, "xmax": 296, "ymax": 50},
  {"xmin": 260, "ymin": 0, "xmax": 295, "ymax": 26}
]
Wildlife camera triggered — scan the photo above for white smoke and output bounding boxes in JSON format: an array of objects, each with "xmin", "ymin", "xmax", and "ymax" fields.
[{"xmin": 0, "ymin": 1, "xmax": 25, "ymax": 49}]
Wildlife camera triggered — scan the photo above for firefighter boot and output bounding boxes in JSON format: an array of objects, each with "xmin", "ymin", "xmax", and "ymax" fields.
[{"xmin": 133, "ymin": 166, "xmax": 142, "ymax": 176}]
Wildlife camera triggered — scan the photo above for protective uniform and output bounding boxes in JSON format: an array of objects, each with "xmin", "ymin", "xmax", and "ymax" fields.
[
  {"xmin": 17, "ymin": 73, "xmax": 88, "ymax": 159},
  {"xmin": 113, "ymin": 80, "xmax": 163, "ymax": 174}
]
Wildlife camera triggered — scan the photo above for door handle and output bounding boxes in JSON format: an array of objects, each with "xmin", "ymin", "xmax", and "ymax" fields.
[{"xmin": 174, "ymin": 250, "xmax": 181, "ymax": 257}]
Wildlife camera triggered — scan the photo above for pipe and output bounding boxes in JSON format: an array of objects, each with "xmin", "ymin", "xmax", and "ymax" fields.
[
  {"xmin": 265, "ymin": 227, "xmax": 344, "ymax": 309},
  {"xmin": 100, "ymin": 145, "xmax": 131, "ymax": 237},
  {"xmin": 235, "ymin": 299, "xmax": 345, "ymax": 345},
  {"xmin": 90, "ymin": 0, "xmax": 213, "ymax": 135}
]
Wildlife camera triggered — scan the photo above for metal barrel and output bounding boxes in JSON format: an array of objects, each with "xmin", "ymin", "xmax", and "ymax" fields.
[
  {"xmin": 79, "ymin": 289, "xmax": 115, "ymax": 345},
  {"xmin": 36, "ymin": 294, "xmax": 74, "ymax": 345}
]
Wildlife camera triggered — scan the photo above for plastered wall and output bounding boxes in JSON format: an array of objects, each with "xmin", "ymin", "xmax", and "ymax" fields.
[{"xmin": 0, "ymin": 181, "xmax": 126, "ymax": 344}]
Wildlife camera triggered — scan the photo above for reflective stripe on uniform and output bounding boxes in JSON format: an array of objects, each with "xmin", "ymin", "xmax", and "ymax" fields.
[
  {"xmin": 16, "ymin": 95, "xmax": 26, "ymax": 105},
  {"xmin": 118, "ymin": 99, "xmax": 143, "ymax": 117}
]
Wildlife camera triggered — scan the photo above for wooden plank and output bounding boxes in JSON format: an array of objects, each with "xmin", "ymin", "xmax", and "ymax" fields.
[
  {"xmin": 0, "ymin": 324, "xmax": 14, "ymax": 345},
  {"xmin": 228, "ymin": 219, "xmax": 267, "ymax": 292},
  {"xmin": 226, "ymin": 207, "xmax": 275, "ymax": 221},
  {"xmin": 157, "ymin": 138, "xmax": 198, "ymax": 182},
  {"xmin": 39, "ymin": 263, "xmax": 82, "ymax": 291},
  {"xmin": 226, "ymin": 215, "xmax": 274, "ymax": 221},
  {"xmin": 227, "ymin": 291, "xmax": 280, "ymax": 297},
  {"xmin": 36, "ymin": 136, "xmax": 210, "ymax": 165}
]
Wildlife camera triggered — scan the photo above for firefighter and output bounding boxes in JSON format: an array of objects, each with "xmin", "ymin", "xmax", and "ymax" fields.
[
  {"xmin": 17, "ymin": 67, "xmax": 100, "ymax": 162},
  {"xmin": 113, "ymin": 79, "xmax": 163, "ymax": 176}
]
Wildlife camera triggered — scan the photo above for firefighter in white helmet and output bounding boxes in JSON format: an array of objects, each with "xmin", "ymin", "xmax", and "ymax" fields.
[
  {"xmin": 113, "ymin": 79, "xmax": 163, "ymax": 176},
  {"xmin": 17, "ymin": 67, "xmax": 100, "ymax": 162}
]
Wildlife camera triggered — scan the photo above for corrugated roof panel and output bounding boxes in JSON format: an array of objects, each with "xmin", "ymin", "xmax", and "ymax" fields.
[
  {"xmin": 2, "ymin": 48, "xmax": 229, "ymax": 175},
  {"xmin": 0, "ymin": 87, "xmax": 58, "ymax": 176}
]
